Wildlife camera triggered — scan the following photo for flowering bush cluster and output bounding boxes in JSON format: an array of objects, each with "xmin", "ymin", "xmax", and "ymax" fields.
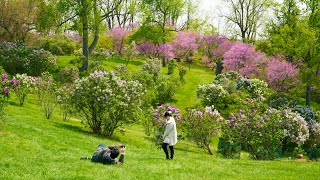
[
  {"xmin": 14, "ymin": 74, "xmax": 36, "ymax": 105},
  {"xmin": 182, "ymin": 106, "xmax": 223, "ymax": 155},
  {"xmin": 71, "ymin": 71, "xmax": 144, "ymax": 136},
  {"xmin": 0, "ymin": 74, "xmax": 19, "ymax": 119},
  {"xmin": 151, "ymin": 104, "xmax": 181, "ymax": 146},
  {"xmin": 220, "ymin": 98, "xmax": 310, "ymax": 160},
  {"xmin": 0, "ymin": 41, "xmax": 56, "ymax": 76}
]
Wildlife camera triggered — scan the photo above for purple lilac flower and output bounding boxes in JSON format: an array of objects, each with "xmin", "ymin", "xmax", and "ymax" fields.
[
  {"xmin": 2, "ymin": 74, "xmax": 7, "ymax": 82},
  {"xmin": 9, "ymin": 79, "xmax": 15, "ymax": 86},
  {"xmin": 2, "ymin": 87, "xmax": 9, "ymax": 94}
]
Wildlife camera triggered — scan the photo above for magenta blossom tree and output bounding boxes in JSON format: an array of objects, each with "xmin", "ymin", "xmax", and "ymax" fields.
[
  {"xmin": 172, "ymin": 31, "xmax": 201, "ymax": 63},
  {"xmin": 223, "ymin": 42, "xmax": 267, "ymax": 79},
  {"xmin": 158, "ymin": 43, "xmax": 175, "ymax": 60},
  {"xmin": 137, "ymin": 43, "xmax": 175, "ymax": 60},
  {"xmin": 266, "ymin": 55, "xmax": 299, "ymax": 91},
  {"xmin": 212, "ymin": 39, "xmax": 234, "ymax": 75},
  {"xmin": 108, "ymin": 27, "xmax": 130, "ymax": 56},
  {"xmin": 199, "ymin": 35, "xmax": 226, "ymax": 69},
  {"xmin": 137, "ymin": 43, "xmax": 159, "ymax": 58}
]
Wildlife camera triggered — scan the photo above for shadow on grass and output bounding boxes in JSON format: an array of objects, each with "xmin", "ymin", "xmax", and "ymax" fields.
[
  {"xmin": 8, "ymin": 101, "xmax": 20, "ymax": 106},
  {"xmin": 53, "ymin": 122, "xmax": 120, "ymax": 141}
]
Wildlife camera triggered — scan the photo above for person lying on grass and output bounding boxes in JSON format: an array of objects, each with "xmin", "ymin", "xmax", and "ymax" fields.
[{"xmin": 81, "ymin": 144, "xmax": 126, "ymax": 164}]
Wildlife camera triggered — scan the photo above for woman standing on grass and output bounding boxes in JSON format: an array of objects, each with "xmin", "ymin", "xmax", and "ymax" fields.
[{"xmin": 162, "ymin": 111, "xmax": 177, "ymax": 160}]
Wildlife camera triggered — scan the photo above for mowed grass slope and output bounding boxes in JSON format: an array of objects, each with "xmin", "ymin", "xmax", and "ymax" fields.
[
  {"xmin": 1, "ymin": 57, "xmax": 320, "ymax": 179},
  {"xmin": 1, "ymin": 96, "xmax": 320, "ymax": 179}
]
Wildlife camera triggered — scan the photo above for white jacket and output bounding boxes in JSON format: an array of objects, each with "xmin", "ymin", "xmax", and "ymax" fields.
[{"xmin": 163, "ymin": 117, "xmax": 177, "ymax": 146}]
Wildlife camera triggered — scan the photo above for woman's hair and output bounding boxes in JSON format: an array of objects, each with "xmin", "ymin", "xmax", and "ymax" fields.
[
  {"xmin": 164, "ymin": 111, "xmax": 172, "ymax": 117},
  {"xmin": 110, "ymin": 149, "xmax": 120, "ymax": 159}
]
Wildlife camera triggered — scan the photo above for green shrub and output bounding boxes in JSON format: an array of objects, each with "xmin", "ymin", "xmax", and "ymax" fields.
[
  {"xmin": 182, "ymin": 106, "xmax": 223, "ymax": 155},
  {"xmin": 34, "ymin": 34, "xmax": 78, "ymax": 55},
  {"xmin": 178, "ymin": 66, "xmax": 187, "ymax": 82},
  {"xmin": 59, "ymin": 66, "xmax": 79, "ymax": 84},
  {"xmin": 155, "ymin": 75, "xmax": 180, "ymax": 104},
  {"xmin": 167, "ymin": 60, "xmax": 176, "ymax": 75},
  {"xmin": 217, "ymin": 137, "xmax": 241, "ymax": 159}
]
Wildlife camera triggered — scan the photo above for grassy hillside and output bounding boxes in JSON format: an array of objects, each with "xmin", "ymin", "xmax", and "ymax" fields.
[
  {"xmin": 1, "ymin": 95, "xmax": 320, "ymax": 179},
  {"xmin": 1, "ymin": 57, "xmax": 320, "ymax": 179}
]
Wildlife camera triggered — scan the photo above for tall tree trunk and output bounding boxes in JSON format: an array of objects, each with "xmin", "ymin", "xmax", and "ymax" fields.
[
  {"xmin": 81, "ymin": 0, "xmax": 89, "ymax": 71},
  {"xmin": 89, "ymin": 0, "xmax": 99, "ymax": 53},
  {"xmin": 162, "ymin": 57, "xmax": 166, "ymax": 67},
  {"xmin": 215, "ymin": 60, "xmax": 223, "ymax": 75},
  {"xmin": 306, "ymin": 84, "xmax": 311, "ymax": 106}
]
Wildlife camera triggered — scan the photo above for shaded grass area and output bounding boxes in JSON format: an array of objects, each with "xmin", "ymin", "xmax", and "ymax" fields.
[{"xmin": 1, "ymin": 95, "xmax": 320, "ymax": 179}]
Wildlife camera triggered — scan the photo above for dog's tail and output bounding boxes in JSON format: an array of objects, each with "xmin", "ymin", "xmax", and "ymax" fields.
[{"xmin": 80, "ymin": 157, "xmax": 91, "ymax": 160}]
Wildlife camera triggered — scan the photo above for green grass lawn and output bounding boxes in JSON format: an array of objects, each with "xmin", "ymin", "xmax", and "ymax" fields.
[
  {"xmin": 1, "ymin": 95, "xmax": 320, "ymax": 179},
  {"xmin": 1, "ymin": 56, "xmax": 320, "ymax": 179}
]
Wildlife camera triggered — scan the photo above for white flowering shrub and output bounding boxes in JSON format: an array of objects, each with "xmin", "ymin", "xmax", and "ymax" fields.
[
  {"xmin": 182, "ymin": 106, "xmax": 223, "ymax": 155},
  {"xmin": 196, "ymin": 83, "xmax": 229, "ymax": 108},
  {"xmin": 14, "ymin": 74, "xmax": 35, "ymax": 105},
  {"xmin": 237, "ymin": 78, "xmax": 268, "ymax": 99},
  {"xmin": 282, "ymin": 109, "xmax": 310, "ymax": 145},
  {"xmin": 71, "ymin": 71, "xmax": 144, "ymax": 136}
]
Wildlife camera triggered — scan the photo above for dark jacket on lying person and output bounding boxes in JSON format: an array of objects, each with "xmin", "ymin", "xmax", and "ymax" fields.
[{"xmin": 91, "ymin": 144, "xmax": 125, "ymax": 164}]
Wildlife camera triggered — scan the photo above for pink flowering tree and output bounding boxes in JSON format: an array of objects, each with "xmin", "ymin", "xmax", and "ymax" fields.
[
  {"xmin": 158, "ymin": 43, "xmax": 175, "ymax": 60},
  {"xmin": 172, "ymin": 31, "xmax": 201, "ymax": 63},
  {"xmin": 266, "ymin": 55, "xmax": 299, "ymax": 91},
  {"xmin": 137, "ymin": 43, "xmax": 175, "ymax": 61},
  {"xmin": 199, "ymin": 35, "xmax": 226, "ymax": 69},
  {"xmin": 212, "ymin": 40, "xmax": 234, "ymax": 75},
  {"xmin": 107, "ymin": 27, "xmax": 130, "ymax": 57},
  {"xmin": 223, "ymin": 42, "xmax": 267, "ymax": 79},
  {"xmin": 137, "ymin": 43, "xmax": 159, "ymax": 59}
]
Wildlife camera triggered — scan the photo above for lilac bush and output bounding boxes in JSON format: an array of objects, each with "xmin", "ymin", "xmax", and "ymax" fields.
[
  {"xmin": 14, "ymin": 74, "xmax": 35, "ymax": 106},
  {"xmin": 56, "ymin": 85, "xmax": 76, "ymax": 121},
  {"xmin": 34, "ymin": 72, "xmax": 57, "ymax": 119},
  {"xmin": 71, "ymin": 71, "xmax": 144, "ymax": 136},
  {"xmin": 196, "ymin": 83, "xmax": 229, "ymax": 108},
  {"xmin": 182, "ymin": 106, "xmax": 223, "ymax": 155},
  {"xmin": 220, "ymin": 98, "xmax": 310, "ymax": 160}
]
